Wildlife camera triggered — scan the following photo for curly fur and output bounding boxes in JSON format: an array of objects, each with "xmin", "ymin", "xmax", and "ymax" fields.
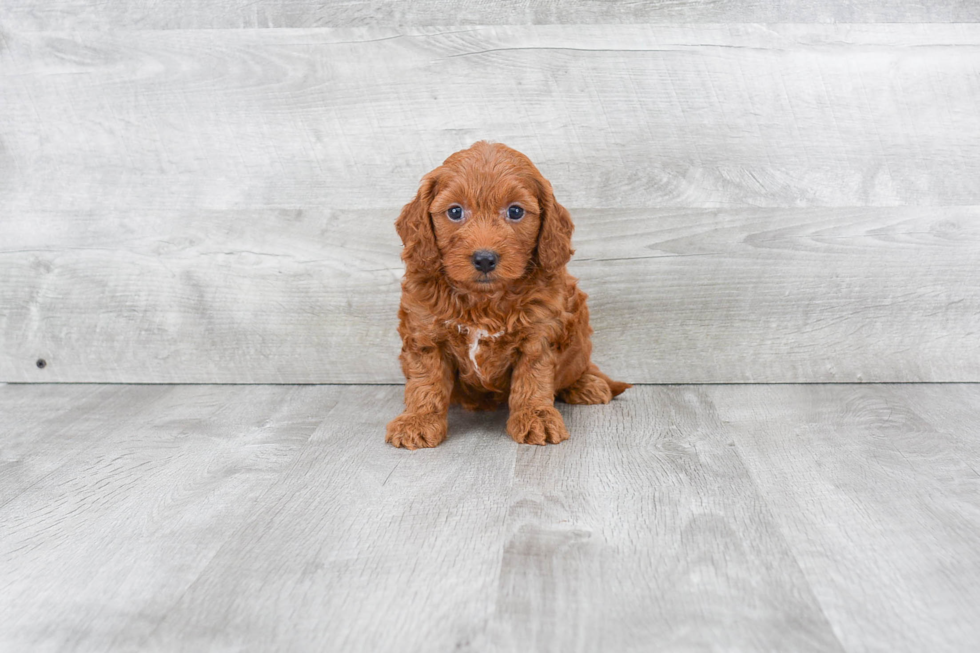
[{"xmin": 386, "ymin": 141, "xmax": 630, "ymax": 449}]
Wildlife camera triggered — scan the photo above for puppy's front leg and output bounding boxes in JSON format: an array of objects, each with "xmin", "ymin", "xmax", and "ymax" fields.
[
  {"xmin": 507, "ymin": 338, "xmax": 570, "ymax": 445},
  {"xmin": 386, "ymin": 344, "xmax": 453, "ymax": 450}
]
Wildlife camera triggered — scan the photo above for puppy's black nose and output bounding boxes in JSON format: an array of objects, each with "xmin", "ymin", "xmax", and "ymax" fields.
[{"xmin": 471, "ymin": 250, "xmax": 499, "ymax": 273}]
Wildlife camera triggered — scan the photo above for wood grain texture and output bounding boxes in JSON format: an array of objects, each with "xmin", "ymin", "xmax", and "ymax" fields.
[
  {"xmin": 0, "ymin": 384, "xmax": 332, "ymax": 652},
  {"xmin": 0, "ymin": 383, "xmax": 120, "ymax": 504},
  {"xmin": 145, "ymin": 386, "xmax": 519, "ymax": 652},
  {"xmin": 3, "ymin": 25, "xmax": 980, "ymax": 213},
  {"xmin": 2, "ymin": 383, "xmax": 979, "ymax": 651},
  {"xmin": 3, "ymin": 206, "xmax": 978, "ymax": 383},
  {"xmin": 711, "ymin": 384, "xmax": 980, "ymax": 653},
  {"xmin": 3, "ymin": 24, "xmax": 980, "ymax": 383},
  {"xmin": 0, "ymin": 207, "xmax": 405, "ymax": 383},
  {"xmin": 483, "ymin": 385, "xmax": 843, "ymax": 652},
  {"xmin": 2, "ymin": 0, "xmax": 979, "ymax": 30}
]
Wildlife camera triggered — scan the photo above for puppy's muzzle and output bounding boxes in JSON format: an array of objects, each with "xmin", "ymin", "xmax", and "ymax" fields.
[{"xmin": 471, "ymin": 250, "xmax": 499, "ymax": 274}]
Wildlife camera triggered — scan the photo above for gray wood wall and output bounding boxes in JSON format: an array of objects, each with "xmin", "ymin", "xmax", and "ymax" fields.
[{"xmin": 2, "ymin": 5, "xmax": 979, "ymax": 383}]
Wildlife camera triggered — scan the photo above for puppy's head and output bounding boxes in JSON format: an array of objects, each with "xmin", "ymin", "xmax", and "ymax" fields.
[{"xmin": 396, "ymin": 141, "xmax": 574, "ymax": 290}]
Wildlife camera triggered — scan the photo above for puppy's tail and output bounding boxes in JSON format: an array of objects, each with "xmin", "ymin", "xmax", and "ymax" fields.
[{"xmin": 592, "ymin": 365, "xmax": 632, "ymax": 398}]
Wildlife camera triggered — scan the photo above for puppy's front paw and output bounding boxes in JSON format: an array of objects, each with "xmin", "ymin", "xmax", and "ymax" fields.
[
  {"xmin": 507, "ymin": 405, "xmax": 569, "ymax": 445},
  {"xmin": 386, "ymin": 412, "xmax": 447, "ymax": 450}
]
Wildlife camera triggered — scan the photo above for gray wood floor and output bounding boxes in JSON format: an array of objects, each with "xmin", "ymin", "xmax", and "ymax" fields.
[{"xmin": 1, "ymin": 383, "xmax": 978, "ymax": 652}]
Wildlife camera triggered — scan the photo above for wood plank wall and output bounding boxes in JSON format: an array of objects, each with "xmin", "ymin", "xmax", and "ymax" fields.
[{"xmin": 1, "ymin": 5, "xmax": 979, "ymax": 383}]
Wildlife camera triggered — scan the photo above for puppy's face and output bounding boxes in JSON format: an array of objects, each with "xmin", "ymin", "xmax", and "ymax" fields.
[
  {"xmin": 396, "ymin": 141, "xmax": 574, "ymax": 291},
  {"xmin": 429, "ymin": 145, "xmax": 542, "ymax": 289}
]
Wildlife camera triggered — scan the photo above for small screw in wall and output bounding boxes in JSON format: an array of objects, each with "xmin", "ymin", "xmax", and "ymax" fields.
[{"xmin": 36, "ymin": 359, "xmax": 47, "ymax": 369}]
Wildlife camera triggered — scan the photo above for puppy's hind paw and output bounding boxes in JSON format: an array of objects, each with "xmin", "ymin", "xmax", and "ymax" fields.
[
  {"xmin": 385, "ymin": 412, "xmax": 447, "ymax": 450},
  {"xmin": 558, "ymin": 372, "xmax": 613, "ymax": 405},
  {"xmin": 507, "ymin": 405, "xmax": 569, "ymax": 445}
]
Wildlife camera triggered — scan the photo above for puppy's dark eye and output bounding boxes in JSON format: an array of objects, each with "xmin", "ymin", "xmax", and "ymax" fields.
[
  {"xmin": 447, "ymin": 205, "xmax": 464, "ymax": 222},
  {"xmin": 507, "ymin": 205, "xmax": 525, "ymax": 221}
]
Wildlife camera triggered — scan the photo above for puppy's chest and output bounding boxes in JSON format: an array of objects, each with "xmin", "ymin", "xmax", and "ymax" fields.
[{"xmin": 444, "ymin": 323, "xmax": 515, "ymax": 386}]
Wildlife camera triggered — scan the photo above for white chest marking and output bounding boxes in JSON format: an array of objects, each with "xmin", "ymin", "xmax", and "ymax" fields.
[{"xmin": 466, "ymin": 328, "xmax": 504, "ymax": 379}]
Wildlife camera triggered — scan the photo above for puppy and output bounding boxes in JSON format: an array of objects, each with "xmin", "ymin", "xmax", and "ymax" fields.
[{"xmin": 386, "ymin": 141, "xmax": 630, "ymax": 449}]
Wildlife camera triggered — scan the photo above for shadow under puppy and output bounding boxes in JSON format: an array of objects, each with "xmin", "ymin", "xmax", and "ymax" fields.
[{"xmin": 387, "ymin": 141, "xmax": 630, "ymax": 449}]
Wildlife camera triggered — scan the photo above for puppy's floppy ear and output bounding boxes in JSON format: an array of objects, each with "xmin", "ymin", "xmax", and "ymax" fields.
[
  {"xmin": 535, "ymin": 175, "xmax": 575, "ymax": 271},
  {"xmin": 395, "ymin": 171, "xmax": 440, "ymax": 272}
]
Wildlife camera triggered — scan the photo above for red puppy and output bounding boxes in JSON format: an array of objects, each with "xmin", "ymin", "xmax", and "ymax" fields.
[{"xmin": 387, "ymin": 141, "xmax": 630, "ymax": 449}]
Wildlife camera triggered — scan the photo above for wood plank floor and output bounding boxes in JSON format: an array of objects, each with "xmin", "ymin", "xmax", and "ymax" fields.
[{"xmin": 1, "ymin": 384, "xmax": 978, "ymax": 652}]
